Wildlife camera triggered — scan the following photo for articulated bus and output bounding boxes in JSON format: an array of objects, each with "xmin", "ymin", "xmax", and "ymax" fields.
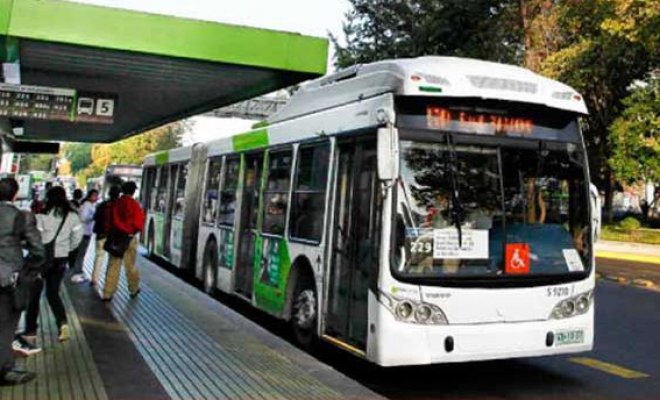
[
  {"xmin": 141, "ymin": 57, "xmax": 599, "ymax": 366},
  {"xmin": 100, "ymin": 164, "xmax": 142, "ymax": 199}
]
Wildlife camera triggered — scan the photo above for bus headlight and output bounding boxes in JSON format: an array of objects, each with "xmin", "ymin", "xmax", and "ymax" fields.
[
  {"xmin": 414, "ymin": 304, "xmax": 432, "ymax": 323},
  {"xmin": 396, "ymin": 301, "xmax": 414, "ymax": 319},
  {"xmin": 378, "ymin": 291, "xmax": 448, "ymax": 325},
  {"xmin": 550, "ymin": 290, "xmax": 593, "ymax": 319}
]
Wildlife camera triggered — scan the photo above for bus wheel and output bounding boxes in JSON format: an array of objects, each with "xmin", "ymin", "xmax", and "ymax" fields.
[
  {"xmin": 291, "ymin": 277, "xmax": 317, "ymax": 348},
  {"xmin": 202, "ymin": 242, "xmax": 217, "ymax": 295}
]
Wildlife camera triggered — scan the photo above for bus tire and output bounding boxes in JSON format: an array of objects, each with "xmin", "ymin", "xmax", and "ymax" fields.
[
  {"xmin": 147, "ymin": 223, "xmax": 155, "ymax": 257},
  {"xmin": 291, "ymin": 273, "xmax": 317, "ymax": 349},
  {"xmin": 202, "ymin": 240, "xmax": 217, "ymax": 295}
]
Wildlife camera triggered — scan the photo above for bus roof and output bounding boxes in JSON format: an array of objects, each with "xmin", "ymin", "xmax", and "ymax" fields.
[
  {"xmin": 269, "ymin": 56, "xmax": 588, "ymax": 123},
  {"xmin": 144, "ymin": 57, "xmax": 589, "ymax": 166}
]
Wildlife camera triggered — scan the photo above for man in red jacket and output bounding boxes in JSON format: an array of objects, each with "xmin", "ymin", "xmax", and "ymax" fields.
[{"xmin": 102, "ymin": 181, "xmax": 145, "ymax": 301}]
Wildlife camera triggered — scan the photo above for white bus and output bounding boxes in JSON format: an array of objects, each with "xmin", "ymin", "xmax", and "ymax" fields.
[
  {"xmin": 141, "ymin": 57, "xmax": 598, "ymax": 366},
  {"xmin": 99, "ymin": 164, "xmax": 142, "ymax": 199}
]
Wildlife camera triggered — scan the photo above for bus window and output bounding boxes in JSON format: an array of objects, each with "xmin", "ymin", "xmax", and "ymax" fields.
[
  {"xmin": 202, "ymin": 157, "xmax": 222, "ymax": 224},
  {"xmin": 174, "ymin": 163, "xmax": 188, "ymax": 218},
  {"xmin": 263, "ymin": 149, "xmax": 293, "ymax": 235},
  {"xmin": 290, "ymin": 141, "xmax": 330, "ymax": 242},
  {"xmin": 218, "ymin": 157, "xmax": 240, "ymax": 226},
  {"xmin": 156, "ymin": 166, "xmax": 169, "ymax": 213}
]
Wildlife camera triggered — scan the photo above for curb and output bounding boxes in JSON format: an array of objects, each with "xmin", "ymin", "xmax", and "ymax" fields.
[{"xmin": 595, "ymin": 251, "xmax": 660, "ymax": 266}]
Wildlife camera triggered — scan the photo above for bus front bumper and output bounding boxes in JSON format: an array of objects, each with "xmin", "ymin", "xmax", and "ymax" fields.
[{"xmin": 369, "ymin": 297, "xmax": 594, "ymax": 366}]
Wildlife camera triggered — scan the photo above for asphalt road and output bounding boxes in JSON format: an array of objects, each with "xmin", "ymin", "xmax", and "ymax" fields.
[
  {"xmin": 160, "ymin": 255, "xmax": 660, "ymax": 400},
  {"xmin": 597, "ymin": 257, "xmax": 660, "ymax": 289}
]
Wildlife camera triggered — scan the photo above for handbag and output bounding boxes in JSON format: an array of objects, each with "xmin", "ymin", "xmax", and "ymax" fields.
[
  {"xmin": 10, "ymin": 212, "xmax": 41, "ymax": 311},
  {"xmin": 43, "ymin": 212, "xmax": 68, "ymax": 271},
  {"xmin": 104, "ymin": 231, "xmax": 132, "ymax": 257},
  {"xmin": 11, "ymin": 269, "xmax": 38, "ymax": 311}
]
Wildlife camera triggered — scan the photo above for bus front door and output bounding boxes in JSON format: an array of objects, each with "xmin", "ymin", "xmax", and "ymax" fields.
[
  {"xmin": 326, "ymin": 139, "xmax": 378, "ymax": 350},
  {"xmin": 235, "ymin": 153, "xmax": 264, "ymax": 298}
]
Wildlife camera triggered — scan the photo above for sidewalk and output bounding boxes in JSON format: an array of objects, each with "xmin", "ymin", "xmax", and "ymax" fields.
[
  {"xmin": 1, "ymin": 248, "xmax": 382, "ymax": 400},
  {"xmin": 595, "ymin": 240, "xmax": 660, "ymax": 265}
]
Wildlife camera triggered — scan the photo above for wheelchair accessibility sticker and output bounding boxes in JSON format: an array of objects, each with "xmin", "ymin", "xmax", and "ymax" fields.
[{"xmin": 506, "ymin": 243, "xmax": 530, "ymax": 274}]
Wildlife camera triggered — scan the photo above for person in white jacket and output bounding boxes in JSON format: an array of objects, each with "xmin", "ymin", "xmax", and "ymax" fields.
[
  {"xmin": 71, "ymin": 190, "xmax": 99, "ymax": 283},
  {"xmin": 21, "ymin": 186, "xmax": 83, "ymax": 345}
]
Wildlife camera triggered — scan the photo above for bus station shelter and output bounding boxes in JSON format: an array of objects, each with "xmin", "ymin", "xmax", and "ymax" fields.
[{"xmin": 0, "ymin": 0, "xmax": 327, "ymax": 153}]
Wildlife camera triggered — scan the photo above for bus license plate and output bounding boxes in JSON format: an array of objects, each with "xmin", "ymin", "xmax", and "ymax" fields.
[{"xmin": 555, "ymin": 329, "xmax": 584, "ymax": 346}]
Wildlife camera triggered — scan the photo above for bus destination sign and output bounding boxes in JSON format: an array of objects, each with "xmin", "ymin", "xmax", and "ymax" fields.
[
  {"xmin": 427, "ymin": 106, "xmax": 534, "ymax": 135},
  {"xmin": 0, "ymin": 83, "xmax": 117, "ymax": 124}
]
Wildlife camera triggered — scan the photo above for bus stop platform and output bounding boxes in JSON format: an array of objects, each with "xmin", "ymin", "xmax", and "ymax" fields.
[{"xmin": 1, "ymin": 248, "xmax": 380, "ymax": 400}]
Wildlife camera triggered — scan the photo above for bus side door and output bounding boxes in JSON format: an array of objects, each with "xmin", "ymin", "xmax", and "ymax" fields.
[
  {"xmin": 235, "ymin": 152, "xmax": 265, "ymax": 297},
  {"xmin": 326, "ymin": 138, "xmax": 379, "ymax": 350}
]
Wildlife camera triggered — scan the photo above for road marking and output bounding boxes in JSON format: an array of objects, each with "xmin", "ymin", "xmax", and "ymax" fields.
[{"xmin": 570, "ymin": 357, "xmax": 649, "ymax": 379}]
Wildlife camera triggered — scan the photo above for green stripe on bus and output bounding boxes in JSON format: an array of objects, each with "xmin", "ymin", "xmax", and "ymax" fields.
[
  {"xmin": 419, "ymin": 85, "xmax": 443, "ymax": 93},
  {"xmin": 232, "ymin": 129, "xmax": 269, "ymax": 152},
  {"xmin": 155, "ymin": 151, "xmax": 169, "ymax": 165}
]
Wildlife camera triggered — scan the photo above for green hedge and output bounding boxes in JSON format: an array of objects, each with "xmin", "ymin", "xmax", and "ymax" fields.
[{"xmin": 601, "ymin": 226, "xmax": 660, "ymax": 245}]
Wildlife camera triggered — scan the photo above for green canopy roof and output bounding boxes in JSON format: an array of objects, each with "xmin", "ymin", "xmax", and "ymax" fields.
[{"xmin": 0, "ymin": 0, "xmax": 328, "ymax": 143}]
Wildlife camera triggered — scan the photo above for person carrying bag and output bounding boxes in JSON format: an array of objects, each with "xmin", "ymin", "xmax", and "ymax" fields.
[
  {"xmin": 102, "ymin": 182, "xmax": 145, "ymax": 301},
  {"xmin": 0, "ymin": 178, "xmax": 45, "ymax": 386},
  {"xmin": 19, "ymin": 187, "xmax": 82, "ymax": 347}
]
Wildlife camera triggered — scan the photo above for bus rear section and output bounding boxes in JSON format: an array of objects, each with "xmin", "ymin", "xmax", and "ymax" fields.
[{"xmin": 362, "ymin": 97, "xmax": 595, "ymax": 366}]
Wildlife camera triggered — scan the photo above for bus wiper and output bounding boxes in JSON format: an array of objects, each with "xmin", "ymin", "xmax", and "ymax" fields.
[{"xmin": 446, "ymin": 134, "xmax": 465, "ymax": 247}]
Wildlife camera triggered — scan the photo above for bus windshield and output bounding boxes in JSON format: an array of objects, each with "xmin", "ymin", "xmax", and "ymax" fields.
[{"xmin": 394, "ymin": 136, "xmax": 590, "ymax": 281}]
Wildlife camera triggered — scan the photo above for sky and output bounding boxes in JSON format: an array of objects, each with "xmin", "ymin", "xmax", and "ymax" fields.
[{"xmin": 70, "ymin": 0, "xmax": 351, "ymax": 143}]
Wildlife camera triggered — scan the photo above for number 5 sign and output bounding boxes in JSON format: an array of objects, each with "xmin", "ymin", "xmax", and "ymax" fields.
[
  {"xmin": 505, "ymin": 243, "xmax": 530, "ymax": 274},
  {"xmin": 96, "ymin": 98, "xmax": 115, "ymax": 117}
]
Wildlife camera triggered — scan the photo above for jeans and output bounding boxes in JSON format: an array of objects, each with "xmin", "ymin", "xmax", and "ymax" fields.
[
  {"xmin": 72, "ymin": 235, "xmax": 92, "ymax": 275},
  {"xmin": 103, "ymin": 236, "xmax": 140, "ymax": 298},
  {"xmin": 0, "ymin": 287, "xmax": 21, "ymax": 374},
  {"xmin": 25, "ymin": 261, "xmax": 67, "ymax": 335},
  {"xmin": 91, "ymin": 237, "xmax": 107, "ymax": 284}
]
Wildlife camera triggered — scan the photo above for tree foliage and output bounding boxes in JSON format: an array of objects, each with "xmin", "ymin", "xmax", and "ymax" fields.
[
  {"xmin": 539, "ymin": 0, "xmax": 660, "ymax": 214},
  {"xmin": 19, "ymin": 154, "xmax": 53, "ymax": 172},
  {"xmin": 334, "ymin": 0, "xmax": 660, "ymax": 218},
  {"xmin": 332, "ymin": 0, "xmax": 523, "ymax": 68},
  {"xmin": 63, "ymin": 143, "xmax": 92, "ymax": 173},
  {"xmin": 73, "ymin": 122, "xmax": 186, "ymax": 186},
  {"xmin": 609, "ymin": 76, "xmax": 660, "ymax": 185}
]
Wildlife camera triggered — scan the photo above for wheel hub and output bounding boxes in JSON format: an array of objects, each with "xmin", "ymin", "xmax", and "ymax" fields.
[{"xmin": 294, "ymin": 290, "xmax": 316, "ymax": 329}]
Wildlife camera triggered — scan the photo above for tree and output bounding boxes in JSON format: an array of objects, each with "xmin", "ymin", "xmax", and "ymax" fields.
[
  {"xmin": 63, "ymin": 143, "xmax": 93, "ymax": 173},
  {"xmin": 540, "ymin": 0, "xmax": 660, "ymax": 220},
  {"xmin": 609, "ymin": 75, "xmax": 659, "ymax": 186},
  {"xmin": 75, "ymin": 121, "xmax": 187, "ymax": 187},
  {"xmin": 332, "ymin": 0, "xmax": 523, "ymax": 69},
  {"xmin": 19, "ymin": 154, "xmax": 54, "ymax": 173}
]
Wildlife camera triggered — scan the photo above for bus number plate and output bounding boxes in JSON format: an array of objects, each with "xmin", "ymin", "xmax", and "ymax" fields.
[{"xmin": 555, "ymin": 329, "xmax": 584, "ymax": 346}]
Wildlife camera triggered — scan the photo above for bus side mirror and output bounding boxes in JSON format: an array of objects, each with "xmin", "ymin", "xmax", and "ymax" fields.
[
  {"xmin": 377, "ymin": 127, "xmax": 399, "ymax": 181},
  {"xmin": 589, "ymin": 183, "xmax": 601, "ymax": 243}
]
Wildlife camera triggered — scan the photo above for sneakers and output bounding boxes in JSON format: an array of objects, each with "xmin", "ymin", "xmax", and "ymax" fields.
[
  {"xmin": 12, "ymin": 336, "xmax": 42, "ymax": 357},
  {"xmin": 58, "ymin": 324, "xmax": 70, "ymax": 342},
  {"xmin": 70, "ymin": 274, "xmax": 88, "ymax": 284},
  {"xmin": 1, "ymin": 369, "xmax": 36, "ymax": 385},
  {"xmin": 20, "ymin": 334, "xmax": 37, "ymax": 346}
]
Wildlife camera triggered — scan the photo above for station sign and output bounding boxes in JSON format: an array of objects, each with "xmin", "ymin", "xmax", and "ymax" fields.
[{"xmin": 0, "ymin": 83, "xmax": 117, "ymax": 124}]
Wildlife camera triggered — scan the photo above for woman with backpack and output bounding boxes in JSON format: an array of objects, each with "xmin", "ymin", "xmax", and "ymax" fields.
[{"xmin": 18, "ymin": 186, "xmax": 82, "ymax": 348}]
